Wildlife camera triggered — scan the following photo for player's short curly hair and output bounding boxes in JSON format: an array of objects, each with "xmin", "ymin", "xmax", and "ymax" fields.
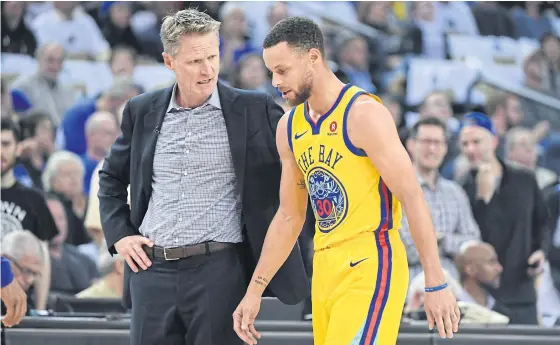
[{"xmin": 263, "ymin": 16, "xmax": 325, "ymax": 57}]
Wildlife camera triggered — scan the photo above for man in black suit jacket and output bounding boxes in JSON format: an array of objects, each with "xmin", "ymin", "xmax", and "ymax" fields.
[{"xmin": 98, "ymin": 9, "xmax": 309, "ymax": 345}]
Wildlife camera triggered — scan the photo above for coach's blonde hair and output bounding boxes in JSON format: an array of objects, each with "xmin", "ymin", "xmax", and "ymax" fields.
[{"xmin": 160, "ymin": 9, "xmax": 221, "ymax": 56}]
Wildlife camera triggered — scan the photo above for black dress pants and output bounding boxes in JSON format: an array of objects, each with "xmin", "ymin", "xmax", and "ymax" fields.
[{"xmin": 129, "ymin": 246, "xmax": 246, "ymax": 345}]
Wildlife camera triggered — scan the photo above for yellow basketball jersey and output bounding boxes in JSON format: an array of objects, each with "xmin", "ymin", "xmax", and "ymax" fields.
[{"xmin": 288, "ymin": 84, "xmax": 402, "ymax": 250}]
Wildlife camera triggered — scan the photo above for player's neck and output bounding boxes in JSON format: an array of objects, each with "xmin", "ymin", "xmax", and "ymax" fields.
[
  {"xmin": 306, "ymin": 72, "xmax": 346, "ymax": 119},
  {"xmin": 1, "ymin": 170, "xmax": 16, "ymax": 189}
]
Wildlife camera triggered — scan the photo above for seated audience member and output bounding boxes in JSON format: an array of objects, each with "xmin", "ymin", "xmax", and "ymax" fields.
[
  {"xmin": 401, "ymin": 117, "xmax": 480, "ymax": 281},
  {"xmin": 31, "ymin": 2, "xmax": 111, "ymax": 61},
  {"xmin": 459, "ymin": 112, "xmax": 549, "ymax": 325},
  {"xmin": 455, "ymin": 241, "xmax": 510, "ymax": 317},
  {"xmin": 82, "ymin": 111, "xmax": 119, "ymax": 195},
  {"xmin": 14, "ymin": 110, "xmax": 56, "ymax": 189},
  {"xmin": 42, "ymin": 150, "xmax": 91, "ymax": 246},
  {"xmin": 46, "ymin": 195, "xmax": 98, "ymax": 295},
  {"xmin": 1, "ymin": 117, "xmax": 57, "ymax": 310},
  {"xmin": 505, "ymin": 127, "xmax": 558, "ymax": 189},
  {"xmin": 1, "ymin": 230, "xmax": 47, "ymax": 313},
  {"xmin": 77, "ymin": 245, "xmax": 124, "ymax": 299},
  {"xmin": 10, "ymin": 42, "xmax": 77, "ymax": 125}
]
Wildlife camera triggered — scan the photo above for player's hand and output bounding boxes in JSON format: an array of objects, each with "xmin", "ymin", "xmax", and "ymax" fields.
[
  {"xmin": 114, "ymin": 235, "xmax": 154, "ymax": 273},
  {"xmin": 424, "ymin": 287, "xmax": 460, "ymax": 339},
  {"xmin": 1, "ymin": 279, "xmax": 27, "ymax": 327},
  {"xmin": 233, "ymin": 293, "xmax": 262, "ymax": 344}
]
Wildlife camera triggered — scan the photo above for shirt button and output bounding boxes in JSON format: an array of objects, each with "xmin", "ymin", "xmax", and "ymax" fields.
[
  {"xmin": 178, "ymin": 216, "xmax": 183, "ymax": 222},
  {"xmin": 185, "ymin": 150, "xmax": 190, "ymax": 154},
  {"xmin": 183, "ymin": 171, "xmax": 188, "ymax": 176},
  {"xmin": 188, "ymin": 132, "xmax": 192, "ymax": 136},
  {"xmin": 181, "ymin": 193, "xmax": 185, "ymax": 199}
]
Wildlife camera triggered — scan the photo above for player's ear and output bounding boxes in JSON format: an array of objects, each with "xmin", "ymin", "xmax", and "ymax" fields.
[{"xmin": 308, "ymin": 48, "xmax": 321, "ymax": 64}]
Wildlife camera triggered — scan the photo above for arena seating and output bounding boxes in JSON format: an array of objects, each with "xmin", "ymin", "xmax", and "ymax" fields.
[{"xmin": 5, "ymin": 297, "xmax": 560, "ymax": 345}]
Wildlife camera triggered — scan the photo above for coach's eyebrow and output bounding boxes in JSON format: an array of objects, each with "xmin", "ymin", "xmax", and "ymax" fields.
[{"xmin": 273, "ymin": 64, "xmax": 288, "ymax": 70}]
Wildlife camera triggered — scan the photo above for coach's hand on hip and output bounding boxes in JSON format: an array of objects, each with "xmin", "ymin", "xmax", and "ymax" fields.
[
  {"xmin": 424, "ymin": 287, "xmax": 460, "ymax": 339},
  {"xmin": 114, "ymin": 235, "xmax": 154, "ymax": 272}
]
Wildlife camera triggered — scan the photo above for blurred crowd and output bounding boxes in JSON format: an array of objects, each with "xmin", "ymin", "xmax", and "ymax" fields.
[{"xmin": 1, "ymin": 0, "xmax": 560, "ymax": 329}]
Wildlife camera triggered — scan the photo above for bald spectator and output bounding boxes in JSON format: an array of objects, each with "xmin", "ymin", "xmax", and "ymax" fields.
[
  {"xmin": 455, "ymin": 241, "xmax": 507, "ymax": 313},
  {"xmin": 77, "ymin": 244, "xmax": 124, "ymax": 299},
  {"xmin": 82, "ymin": 111, "xmax": 119, "ymax": 194},
  {"xmin": 31, "ymin": 2, "xmax": 110, "ymax": 61},
  {"xmin": 505, "ymin": 127, "xmax": 558, "ymax": 189},
  {"xmin": 1, "ymin": 230, "xmax": 46, "ymax": 313},
  {"xmin": 10, "ymin": 43, "xmax": 78, "ymax": 125}
]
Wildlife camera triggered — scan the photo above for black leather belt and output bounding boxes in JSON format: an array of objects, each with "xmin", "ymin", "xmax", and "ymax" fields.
[{"xmin": 143, "ymin": 242, "xmax": 236, "ymax": 261}]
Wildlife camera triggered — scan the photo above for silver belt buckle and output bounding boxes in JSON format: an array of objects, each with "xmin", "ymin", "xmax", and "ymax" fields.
[{"xmin": 163, "ymin": 247, "xmax": 180, "ymax": 261}]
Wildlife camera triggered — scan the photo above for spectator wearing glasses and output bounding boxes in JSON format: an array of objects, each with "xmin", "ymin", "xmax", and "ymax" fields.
[
  {"xmin": 401, "ymin": 117, "xmax": 481, "ymax": 280},
  {"xmin": 1, "ymin": 230, "xmax": 46, "ymax": 313}
]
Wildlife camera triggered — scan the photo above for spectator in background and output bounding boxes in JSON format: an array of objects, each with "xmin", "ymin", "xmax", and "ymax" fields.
[
  {"xmin": 1, "ymin": 230, "xmax": 46, "ymax": 312},
  {"xmin": 505, "ymin": 127, "xmax": 558, "ymax": 189},
  {"xmin": 61, "ymin": 76, "xmax": 137, "ymax": 156},
  {"xmin": 42, "ymin": 151, "xmax": 91, "ymax": 247},
  {"xmin": 99, "ymin": 1, "xmax": 142, "ymax": 54},
  {"xmin": 132, "ymin": 1, "xmax": 185, "ymax": 62},
  {"xmin": 77, "ymin": 245, "xmax": 124, "ymax": 299},
  {"xmin": 1, "ymin": 117, "xmax": 57, "ymax": 310},
  {"xmin": 219, "ymin": 3, "xmax": 258, "ymax": 78},
  {"xmin": 401, "ymin": 117, "xmax": 481, "ymax": 280},
  {"xmin": 471, "ymin": 2, "xmax": 518, "ymax": 39},
  {"xmin": 14, "ymin": 111, "xmax": 56, "ymax": 189},
  {"xmin": 1, "ymin": 79, "xmax": 14, "ymax": 119},
  {"xmin": 539, "ymin": 32, "xmax": 560, "ymax": 97},
  {"xmin": 540, "ymin": 184, "xmax": 560, "ymax": 326},
  {"xmin": 381, "ymin": 93, "xmax": 408, "ymax": 144},
  {"xmin": 407, "ymin": 1, "xmax": 447, "ymax": 60},
  {"xmin": 436, "ymin": 1, "xmax": 479, "ymax": 36},
  {"xmin": 418, "ymin": 90, "xmax": 461, "ymax": 168},
  {"xmin": 336, "ymin": 32, "xmax": 377, "ymax": 93},
  {"xmin": 82, "ymin": 111, "xmax": 119, "ymax": 195},
  {"xmin": 32, "ymin": 1, "xmax": 111, "ymax": 61},
  {"xmin": 484, "ymin": 91, "xmax": 523, "ymax": 156},
  {"xmin": 230, "ymin": 53, "xmax": 277, "ymax": 96},
  {"xmin": 524, "ymin": 49, "xmax": 547, "ymax": 91},
  {"xmin": 110, "ymin": 45, "xmax": 137, "ymax": 77},
  {"xmin": 459, "ymin": 112, "xmax": 549, "ymax": 325},
  {"xmin": 46, "ymin": 195, "xmax": 98, "ymax": 295},
  {"xmin": 454, "ymin": 241, "xmax": 510, "ymax": 316},
  {"xmin": 10, "ymin": 43, "xmax": 77, "ymax": 126},
  {"xmin": 1, "ymin": 1, "xmax": 37, "ymax": 56},
  {"xmin": 511, "ymin": 2, "xmax": 554, "ymax": 40}
]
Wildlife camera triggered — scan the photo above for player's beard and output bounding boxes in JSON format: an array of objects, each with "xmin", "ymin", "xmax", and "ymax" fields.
[{"xmin": 287, "ymin": 70, "xmax": 314, "ymax": 107}]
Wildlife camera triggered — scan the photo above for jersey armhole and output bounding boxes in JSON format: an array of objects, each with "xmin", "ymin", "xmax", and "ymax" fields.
[
  {"xmin": 287, "ymin": 107, "xmax": 296, "ymax": 152},
  {"xmin": 343, "ymin": 91, "xmax": 368, "ymax": 157}
]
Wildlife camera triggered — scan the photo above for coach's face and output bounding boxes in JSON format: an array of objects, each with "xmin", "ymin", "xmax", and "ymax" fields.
[
  {"xmin": 263, "ymin": 42, "xmax": 316, "ymax": 107},
  {"xmin": 163, "ymin": 32, "xmax": 220, "ymax": 104}
]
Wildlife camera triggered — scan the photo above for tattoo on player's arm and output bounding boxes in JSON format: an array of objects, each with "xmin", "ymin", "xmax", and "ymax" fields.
[
  {"xmin": 254, "ymin": 276, "xmax": 270, "ymax": 287},
  {"xmin": 297, "ymin": 178, "xmax": 306, "ymax": 189}
]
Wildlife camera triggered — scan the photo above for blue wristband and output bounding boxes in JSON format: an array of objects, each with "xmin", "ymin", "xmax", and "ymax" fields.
[{"xmin": 424, "ymin": 282, "xmax": 448, "ymax": 293}]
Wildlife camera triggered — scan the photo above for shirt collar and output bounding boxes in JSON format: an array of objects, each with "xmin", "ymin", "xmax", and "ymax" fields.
[{"xmin": 167, "ymin": 83, "xmax": 221, "ymax": 112}]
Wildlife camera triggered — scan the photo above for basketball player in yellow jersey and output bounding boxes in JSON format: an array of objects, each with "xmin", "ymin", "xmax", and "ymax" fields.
[{"xmin": 233, "ymin": 17, "xmax": 460, "ymax": 345}]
